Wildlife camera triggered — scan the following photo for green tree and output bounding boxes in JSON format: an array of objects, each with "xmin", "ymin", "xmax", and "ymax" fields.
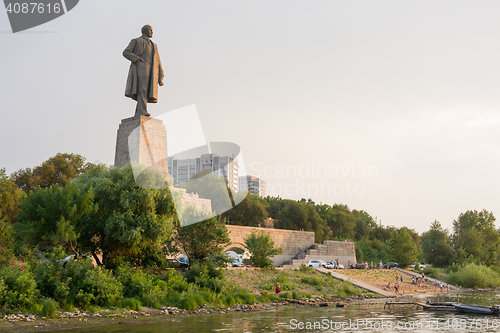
[
  {"xmin": 370, "ymin": 224, "xmax": 395, "ymax": 242},
  {"xmin": 420, "ymin": 220, "xmax": 454, "ymax": 267},
  {"xmin": 388, "ymin": 227, "xmax": 419, "ymax": 268},
  {"xmin": 74, "ymin": 164, "xmax": 175, "ymax": 268},
  {"xmin": 353, "ymin": 211, "xmax": 376, "ymax": 241},
  {"xmin": 262, "ymin": 196, "xmax": 287, "ymax": 220},
  {"xmin": 16, "ymin": 183, "xmax": 96, "ymax": 256},
  {"xmin": 275, "ymin": 200, "xmax": 308, "ymax": 230},
  {"xmin": 221, "ymin": 193, "xmax": 268, "ymax": 227},
  {"xmin": 12, "ymin": 153, "xmax": 90, "ymax": 194},
  {"xmin": 0, "ymin": 212, "xmax": 13, "ymax": 265},
  {"xmin": 244, "ymin": 230, "xmax": 283, "ymax": 268},
  {"xmin": 172, "ymin": 208, "xmax": 231, "ymax": 262},
  {"xmin": 452, "ymin": 210, "xmax": 500, "ymax": 265},
  {"xmin": 322, "ymin": 204, "xmax": 356, "ymax": 240},
  {"xmin": 0, "ymin": 169, "xmax": 24, "ymax": 223}
]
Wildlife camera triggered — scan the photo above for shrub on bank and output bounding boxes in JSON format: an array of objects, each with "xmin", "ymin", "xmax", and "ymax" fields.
[
  {"xmin": 41, "ymin": 299, "xmax": 57, "ymax": 317},
  {"xmin": 234, "ymin": 291, "xmax": 256, "ymax": 304},
  {"xmin": 33, "ymin": 258, "xmax": 122, "ymax": 307},
  {"xmin": 279, "ymin": 292, "xmax": 291, "ymax": 299},
  {"xmin": 0, "ymin": 265, "xmax": 38, "ymax": 310},
  {"xmin": 121, "ymin": 298, "xmax": 142, "ymax": 311},
  {"xmin": 446, "ymin": 263, "xmax": 500, "ymax": 288}
]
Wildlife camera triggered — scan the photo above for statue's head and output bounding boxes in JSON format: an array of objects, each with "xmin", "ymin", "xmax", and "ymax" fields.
[{"xmin": 141, "ymin": 25, "xmax": 153, "ymax": 38}]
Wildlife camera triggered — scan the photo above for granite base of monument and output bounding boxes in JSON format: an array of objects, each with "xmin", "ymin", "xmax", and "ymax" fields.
[{"xmin": 114, "ymin": 115, "xmax": 170, "ymax": 182}]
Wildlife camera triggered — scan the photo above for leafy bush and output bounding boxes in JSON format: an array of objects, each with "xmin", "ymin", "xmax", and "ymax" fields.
[
  {"xmin": 30, "ymin": 303, "xmax": 43, "ymax": 315},
  {"xmin": 180, "ymin": 295, "xmax": 198, "ymax": 310},
  {"xmin": 299, "ymin": 264, "xmax": 314, "ymax": 273},
  {"xmin": 341, "ymin": 281, "xmax": 360, "ymax": 296},
  {"xmin": 301, "ymin": 292, "xmax": 312, "ymax": 299},
  {"xmin": 41, "ymin": 299, "xmax": 57, "ymax": 317},
  {"xmin": 259, "ymin": 292, "xmax": 279, "ymax": 303},
  {"xmin": 279, "ymin": 292, "xmax": 290, "ymax": 299},
  {"xmin": 300, "ymin": 276, "xmax": 322, "ymax": 286},
  {"xmin": 122, "ymin": 298, "xmax": 142, "ymax": 311},
  {"xmin": 0, "ymin": 265, "xmax": 39, "ymax": 310},
  {"xmin": 184, "ymin": 260, "xmax": 226, "ymax": 293},
  {"xmin": 225, "ymin": 295, "xmax": 236, "ymax": 306},
  {"xmin": 67, "ymin": 262, "xmax": 122, "ymax": 306},
  {"xmin": 422, "ymin": 267, "xmax": 439, "ymax": 279},
  {"xmin": 157, "ymin": 269, "xmax": 189, "ymax": 292},
  {"xmin": 115, "ymin": 264, "xmax": 154, "ymax": 299},
  {"xmin": 34, "ymin": 258, "xmax": 122, "ymax": 307},
  {"xmin": 235, "ymin": 292, "xmax": 256, "ymax": 304},
  {"xmin": 446, "ymin": 263, "xmax": 500, "ymax": 288},
  {"xmin": 292, "ymin": 291, "xmax": 299, "ymax": 299}
]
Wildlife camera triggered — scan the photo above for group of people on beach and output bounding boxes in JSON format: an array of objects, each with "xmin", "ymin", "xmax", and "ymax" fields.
[
  {"xmin": 383, "ymin": 271, "xmax": 453, "ymax": 294},
  {"xmin": 383, "ymin": 274, "xmax": 406, "ymax": 294}
]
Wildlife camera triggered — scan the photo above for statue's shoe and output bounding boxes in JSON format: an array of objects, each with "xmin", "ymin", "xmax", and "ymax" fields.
[{"xmin": 146, "ymin": 113, "xmax": 151, "ymax": 117}]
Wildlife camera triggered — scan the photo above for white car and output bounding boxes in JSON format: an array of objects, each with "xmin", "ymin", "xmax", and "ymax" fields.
[
  {"xmin": 324, "ymin": 262, "xmax": 334, "ymax": 269},
  {"xmin": 409, "ymin": 263, "xmax": 425, "ymax": 269},
  {"xmin": 307, "ymin": 260, "xmax": 327, "ymax": 268}
]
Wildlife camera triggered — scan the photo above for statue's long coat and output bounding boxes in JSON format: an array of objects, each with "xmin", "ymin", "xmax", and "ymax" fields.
[{"xmin": 123, "ymin": 37, "xmax": 164, "ymax": 103}]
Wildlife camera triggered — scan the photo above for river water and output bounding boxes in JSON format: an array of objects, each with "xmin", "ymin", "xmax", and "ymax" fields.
[{"xmin": 48, "ymin": 291, "xmax": 500, "ymax": 333}]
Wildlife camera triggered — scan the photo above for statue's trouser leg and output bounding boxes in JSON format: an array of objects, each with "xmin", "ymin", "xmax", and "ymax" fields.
[{"xmin": 135, "ymin": 61, "xmax": 152, "ymax": 116}]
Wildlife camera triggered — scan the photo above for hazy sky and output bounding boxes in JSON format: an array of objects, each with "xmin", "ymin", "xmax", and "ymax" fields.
[{"xmin": 1, "ymin": 1, "xmax": 499, "ymax": 233}]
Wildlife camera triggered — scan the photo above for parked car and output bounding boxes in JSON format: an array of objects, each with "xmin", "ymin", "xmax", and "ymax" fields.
[
  {"xmin": 324, "ymin": 262, "xmax": 334, "ymax": 269},
  {"xmin": 307, "ymin": 260, "xmax": 327, "ymax": 268},
  {"xmin": 224, "ymin": 251, "xmax": 245, "ymax": 267},
  {"xmin": 167, "ymin": 258, "xmax": 189, "ymax": 269},
  {"xmin": 324, "ymin": 261, "xmax": 345, "ymax": 269},
  {"xmin": 383, "ymin": 262, "xmax": 399, "ymax": 269},
  {"xmin": 409, "ymin": 263, "xmax": 425, "ymax": 269}
]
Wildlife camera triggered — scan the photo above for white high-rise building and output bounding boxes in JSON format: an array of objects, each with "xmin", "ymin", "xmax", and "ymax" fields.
[
  {"xmin": 239, "ymin": 175, "xmax": 266, "ymax": 197},
  {"xmin": 168, "ymin": 154, "xmax": 239, "ymax": 191}
]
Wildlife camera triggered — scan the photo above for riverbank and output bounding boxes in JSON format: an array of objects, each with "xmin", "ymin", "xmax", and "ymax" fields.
[
  {"xmin": 0, "ymin": 266, "xmax": 373, "ymax": 332},
  {"xmin": 0, "ymin": 294, "xmax": 386, "ymax": 332},
  {"xmin": 2, "ymin": 266, "xmax": 491, "ymax": 332}
]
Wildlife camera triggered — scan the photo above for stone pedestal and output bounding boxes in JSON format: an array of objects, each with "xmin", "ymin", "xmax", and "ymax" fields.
[{"xmin": 114, "ymin": 116, "xmax": 171, "ymax": 182}]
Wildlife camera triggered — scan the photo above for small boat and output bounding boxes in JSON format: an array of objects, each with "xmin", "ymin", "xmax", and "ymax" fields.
[{"xmin": 454, "ymin": 304, "xmax": 500, "ymax": 315}]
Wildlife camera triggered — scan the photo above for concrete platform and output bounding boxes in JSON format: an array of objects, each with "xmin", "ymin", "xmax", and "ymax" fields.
[{"xmin": 315, "ymin": 267, "xmax": 396, "ymax": 297}]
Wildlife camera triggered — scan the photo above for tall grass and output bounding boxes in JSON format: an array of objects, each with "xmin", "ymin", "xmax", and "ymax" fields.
[
  {"xmin": 41, "ymin": 299, "xmax": 57, "ymax": 317},
  {"xmin": 121, "ymin": 298, "xmax": 142, "ymax": 311}
]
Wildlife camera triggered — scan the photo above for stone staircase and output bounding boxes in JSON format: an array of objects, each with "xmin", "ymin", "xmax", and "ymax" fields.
[{"xmin": 280, "ymin": 240, "xmax": 356, "ymax": 269}]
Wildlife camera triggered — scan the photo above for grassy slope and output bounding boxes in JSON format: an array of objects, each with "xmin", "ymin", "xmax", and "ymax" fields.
[{"xmin": 225, "ymin": 267, "xmax": 363, "ymax": 299}]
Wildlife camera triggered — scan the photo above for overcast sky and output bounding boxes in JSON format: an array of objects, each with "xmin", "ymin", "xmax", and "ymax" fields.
[{"xmin": 1, "ymin": 1, "xmax": 499, "ymax": 233}]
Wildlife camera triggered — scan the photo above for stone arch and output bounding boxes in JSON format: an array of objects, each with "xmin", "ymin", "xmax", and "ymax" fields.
[{"xmin": 224, "ymin": 242, "xmax": 246, "ymax": 254}]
